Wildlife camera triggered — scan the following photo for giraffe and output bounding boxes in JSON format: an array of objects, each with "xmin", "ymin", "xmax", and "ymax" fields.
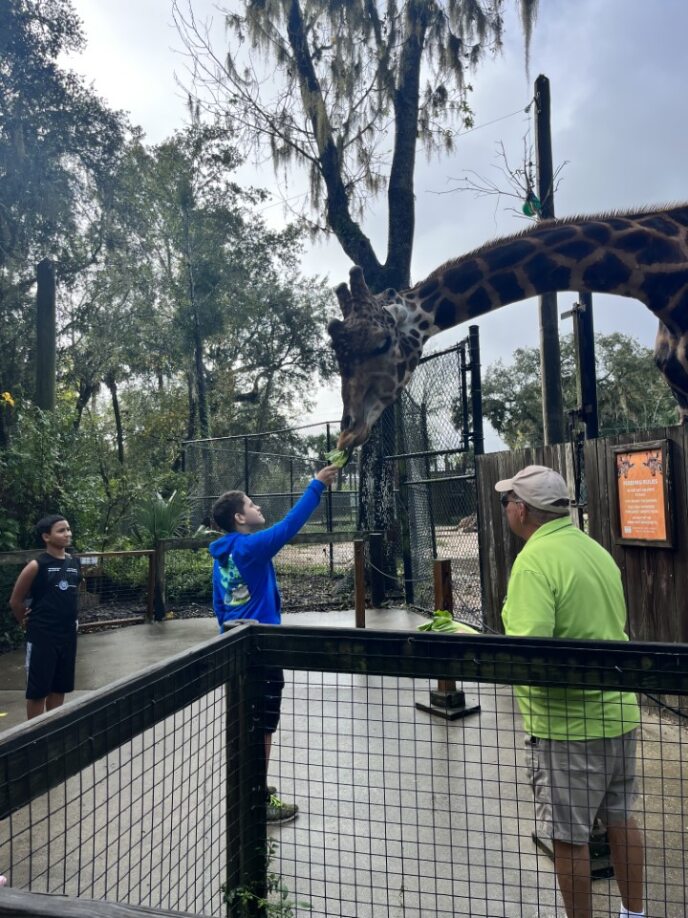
[{"xmin": 328, "ymin": 204, "xmax": 688, "ymax": 448}]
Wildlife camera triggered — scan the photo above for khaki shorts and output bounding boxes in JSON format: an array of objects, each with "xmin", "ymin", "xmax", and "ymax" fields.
[{"xmin": 526, "ymin": 731, "xmax": 638, "ymax": 845}]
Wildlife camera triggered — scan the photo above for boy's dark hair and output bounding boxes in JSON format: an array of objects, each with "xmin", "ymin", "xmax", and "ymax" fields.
[
  {"xmin": 212, "ymin": 491, "xmax": 247, "ymax": 533},
  {"xmin": 36, "ymin": 514, "xmax": 67, "ymax": 541}
]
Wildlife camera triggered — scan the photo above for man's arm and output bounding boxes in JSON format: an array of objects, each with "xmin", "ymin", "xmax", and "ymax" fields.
[{"xmin": 9, "ymin": 560, "xmax": 38, "ymax": 627}]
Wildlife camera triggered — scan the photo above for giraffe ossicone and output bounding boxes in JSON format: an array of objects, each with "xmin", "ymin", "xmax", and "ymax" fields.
[{"xmin": 328, "ymin": 204, "xmax": 688, "ymax": 448}]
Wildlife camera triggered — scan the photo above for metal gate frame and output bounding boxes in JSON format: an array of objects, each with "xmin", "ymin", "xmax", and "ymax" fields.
[{"xmin": 385, "ymin": 327, "xmax": 485, "ymax": 616}]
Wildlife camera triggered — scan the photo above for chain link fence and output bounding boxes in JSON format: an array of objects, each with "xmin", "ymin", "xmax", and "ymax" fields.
[
  {"xmin": 184, "ymin": 331, "xmax": 483, "ymax": 622},
  {"xmin": 386, "ymin": 337, "xmax": 482, "ymax": 623},
  {"xmin": 184, "ymin": 421, "xmax": 359, "ymax": 533}
]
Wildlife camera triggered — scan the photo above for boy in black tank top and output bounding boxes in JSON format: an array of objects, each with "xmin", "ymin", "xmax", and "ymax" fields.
[{"xmin": 9, "ymin": 515, "xmax": 82, "ymax": 720}]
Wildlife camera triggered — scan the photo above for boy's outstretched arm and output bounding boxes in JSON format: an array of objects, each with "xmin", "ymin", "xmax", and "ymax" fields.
[{"xmin": 239, "ymin": 464, "xmax": 340, "ymax": 561}]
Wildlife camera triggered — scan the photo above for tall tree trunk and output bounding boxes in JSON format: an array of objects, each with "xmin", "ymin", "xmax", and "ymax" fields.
[
  {"xmin": 185, "ymin": 370, "xmax": 197, "ymax": 443},
  {"xmin": 105, "ymin": 373, "xmax": 124, "ymax": 464},
  {"xmin": 35, "ymin": 258, "xmax": 56, "ymax": 410},
  {"xmin": 183, "ymin": 211, "xmax": 210, "ymax": 441},
  {"xmin": 74, "ymin": 380, "xmax": 98, "ymax": 431},
  {"xmin": 192, "ymin": 315, "xmax": 209, "ymax": 440}
]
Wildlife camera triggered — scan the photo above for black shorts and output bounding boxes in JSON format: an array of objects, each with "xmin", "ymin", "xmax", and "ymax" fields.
[
  {"xmin": 25, "ymin": 635, "xmax": 77, "ymax": 700},
  {"xmin": 261, "ymin": 668, "xmax": 285, "ymax": 734}
]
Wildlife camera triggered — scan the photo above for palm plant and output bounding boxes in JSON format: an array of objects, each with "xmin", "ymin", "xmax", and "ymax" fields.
[{"xmin": 131, "ymin": 491, "xmax": 189, "ymax": 546}]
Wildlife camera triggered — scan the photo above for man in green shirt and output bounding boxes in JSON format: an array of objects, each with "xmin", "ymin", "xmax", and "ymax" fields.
[{"xmin": 496, "ymin": 465, "xmax": 644, "ymax": 918}]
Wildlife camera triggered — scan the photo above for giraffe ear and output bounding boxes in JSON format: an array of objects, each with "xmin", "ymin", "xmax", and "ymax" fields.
[{"xmin": 335, "ymin": 283, "xmax": 353, "ymax": 318}]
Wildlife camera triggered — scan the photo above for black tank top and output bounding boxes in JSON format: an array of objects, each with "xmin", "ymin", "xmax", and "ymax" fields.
[{"xmin": 27, "ymin": 552, "xmax": 82, "ymax": 641}]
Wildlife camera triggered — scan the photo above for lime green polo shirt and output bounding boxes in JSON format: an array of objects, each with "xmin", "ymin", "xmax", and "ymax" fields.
[{"xmin": 501, "ymin": 517, "xmax": 640, "ymax": 740}]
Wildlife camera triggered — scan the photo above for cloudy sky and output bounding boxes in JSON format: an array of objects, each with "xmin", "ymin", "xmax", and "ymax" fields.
[{"xmin": 66, "ymin": 0, "xmax": 688, "ymax": 443}]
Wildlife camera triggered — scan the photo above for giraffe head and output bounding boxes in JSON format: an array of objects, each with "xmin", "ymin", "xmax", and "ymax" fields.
[{"xmin": 327, "ymin": 267, "xmax": 424, "ymax": 448}]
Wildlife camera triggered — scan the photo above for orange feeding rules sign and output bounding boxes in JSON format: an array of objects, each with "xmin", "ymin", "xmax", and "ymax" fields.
[{"xmin": 613, "ymin": 440, "xmax": 673, "ymax": 548}]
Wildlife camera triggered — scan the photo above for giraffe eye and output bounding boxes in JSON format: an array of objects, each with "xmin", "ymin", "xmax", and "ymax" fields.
[{"xmin": 366, "ymin": 335, "xmax": 392, "ymax": 358}]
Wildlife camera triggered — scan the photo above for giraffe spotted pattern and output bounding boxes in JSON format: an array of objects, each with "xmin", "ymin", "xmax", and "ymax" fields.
[{"xmin": 328, "ymin": 205, "xmax": 688, "ymax": 448}]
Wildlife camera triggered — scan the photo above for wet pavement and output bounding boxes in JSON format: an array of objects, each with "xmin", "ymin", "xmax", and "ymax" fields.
[{"xmin": 0, "ymin": 609, "xmax": 424, "ymax": 732}]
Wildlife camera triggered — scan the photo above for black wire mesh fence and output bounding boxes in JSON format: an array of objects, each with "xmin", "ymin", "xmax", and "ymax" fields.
[
  {"xmin": 0, "ymin": 551, "xmax": 154, "ymax": 632},
  {"xmin": 388, "ymin": 341, "xmax": 482, "ymax": 623},
  {"xmin": 1, "ymin": 624, "xmax": 686, "ymax": 917},
  {"xmin": 184, "ymin": 422, "xmax": 359, "ymax": 533},
  {"xmin": 161, "ymin": 539, "xmax": 358, "ymax": 615},
  {"xmin": 181, "ymin": 422, "xmax": 362, "ymax": 617},
  {"xmin": 184, "ymin": 338, "xmax": 483, "ymax": 625}
]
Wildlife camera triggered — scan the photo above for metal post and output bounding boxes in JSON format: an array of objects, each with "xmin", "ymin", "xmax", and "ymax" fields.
[
  {"xmin": 535, "ymin": 74, "xmax": 564, "ymax": 445},
  {"xmin": 394, "ymin": 401, "xmax": 414, "ymax": 605},
  {"xmin": 458, "ymin": 343, "xmax": 470, "ymax": 452},
  {"xmin": 354, "ymin": 539, "xmax": 366, "ymax": 627},
  {"xmin": 243, "ymin": 437, "xmax": 250, "ymax": 494},
  {"xmin": 326, "ymin": 423, "xmax": 334, "ymax": 575},
  {"xmin": 225, "ymin": 650, "xmax": 268, "ymax": 917},
  {"xmin": 573, "ymin": 292, "xmax": 599, "ymax": 439},
  {"xmin": 420, "ymin": 405, "xmax": 438, "ymax": 559},
  {"xmin": 468, "ymin": 326, "xmax": 484, "ymax": 456}
]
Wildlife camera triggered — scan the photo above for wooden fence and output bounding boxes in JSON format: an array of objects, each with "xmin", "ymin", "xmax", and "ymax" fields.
[{"xmin": 476, "ymin": 423, "xmax": 688, "ymax": 643}]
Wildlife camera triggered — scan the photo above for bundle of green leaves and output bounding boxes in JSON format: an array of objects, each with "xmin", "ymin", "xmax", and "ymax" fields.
[{"xmin": 417, "ymin": 609, "xmax": 480, "ymax": 635}]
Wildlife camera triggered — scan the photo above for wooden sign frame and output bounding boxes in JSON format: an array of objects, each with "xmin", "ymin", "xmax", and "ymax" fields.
[{"xmin": 612, "ymin": 439, "xmax": 673, "ymax": 549}]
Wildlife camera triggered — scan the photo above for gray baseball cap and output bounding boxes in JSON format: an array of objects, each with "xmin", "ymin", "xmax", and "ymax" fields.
[{"xmin": 495, "ymin": 464, "xmax": 570, "ymax": 511}]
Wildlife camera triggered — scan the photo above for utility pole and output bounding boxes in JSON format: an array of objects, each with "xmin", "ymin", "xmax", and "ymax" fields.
[
  {"xmin": 36, "ymin": 258, "xmax": 56, "ymax": 410},
  {"xmin": 534, "ymin": 74, "xmax": 564, "ymax": 444}
]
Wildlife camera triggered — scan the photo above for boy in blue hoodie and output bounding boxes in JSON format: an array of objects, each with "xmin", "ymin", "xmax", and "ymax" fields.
[{"xmin": 209, "ymin": 464, "xmax": 338, "ymax": 822}]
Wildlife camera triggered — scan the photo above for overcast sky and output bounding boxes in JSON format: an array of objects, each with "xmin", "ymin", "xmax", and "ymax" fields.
[{"xmin": 66, "ymin": 0, "xmax": 688, "ymax": 445}]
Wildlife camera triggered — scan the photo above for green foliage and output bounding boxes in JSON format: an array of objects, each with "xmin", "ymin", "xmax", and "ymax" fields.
[
  {"xmin": 0, "ymin": 510, "xmax": 20, "ymax": 552},
  {"xmin": 417, "ymin": 609, "xmax": 480, "ymax": 634},
  {"xmin": 0, "ymin": 399, "xmax": 192, "ymax": 552},
  {"xmin": 165, "ymin": 550, "xmax": 213, "ymax": 604},
  {"xmin": 478, "ymin": 332, "xmax": 679, "ymax": 449},
  {"xmin": 130, "ymin": 492, "xmax": 189, "ymax": 547},
  {"xmin": 0, "ymin": 401, "xmax": 99, "ymax": 547},
  {"xmin": 222, "ymin": 839, "xmax": 311, "ymax": 917},
  {"xmin": 0, "ymin": 0, "xmax": 127, "ymax": 428},
  {"xmin": 182, "ymin": 1, "xmax": 536, "ymax": 259},
  {"xmin": 0, "ymin": 564, "xmax": 24, "ymax": 653}
]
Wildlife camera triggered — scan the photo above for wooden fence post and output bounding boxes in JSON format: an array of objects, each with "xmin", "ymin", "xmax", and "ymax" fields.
[
  {"xmin": 415, "ymin": 559, "xmax": 481, "ymax": 720},
  {"xmin": 153, "ymin": 540, "xmax": 166, "ymax": 621},
  {"xmin": 145, "ymin": 551, "xmax": 155, "ymax": 622}
]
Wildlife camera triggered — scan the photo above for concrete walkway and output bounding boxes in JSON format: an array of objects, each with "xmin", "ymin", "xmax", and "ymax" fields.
[{"xmin": 0, "ymin": 609, "xmax": 422, "ymax": 732}]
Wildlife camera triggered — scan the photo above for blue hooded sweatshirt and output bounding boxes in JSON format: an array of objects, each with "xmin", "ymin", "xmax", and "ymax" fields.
[{"xmin": 209, "ymin": 478, "xmax": 326, "ymax": 626}]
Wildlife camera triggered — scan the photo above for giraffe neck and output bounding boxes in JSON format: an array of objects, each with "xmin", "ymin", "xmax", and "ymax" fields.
[{"xmin": 404, "ymin": 205, "xmax": 688, "ymax": 340}]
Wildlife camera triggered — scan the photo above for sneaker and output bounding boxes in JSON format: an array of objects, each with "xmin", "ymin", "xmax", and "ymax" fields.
[{"xmin": 266, "ymin": 792, "xmax": 298, "ymax": 824}]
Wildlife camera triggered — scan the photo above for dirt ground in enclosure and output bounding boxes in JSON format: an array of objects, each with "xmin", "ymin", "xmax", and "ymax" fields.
[{"xmin": 278, "ymin": 528, "xmax": 479, "ymax": 567}]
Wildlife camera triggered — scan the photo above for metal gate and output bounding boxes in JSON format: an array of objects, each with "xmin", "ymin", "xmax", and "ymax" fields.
[{"xmin": 386, "ymin": 328, "xmax": 485, "ymax": 625}]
